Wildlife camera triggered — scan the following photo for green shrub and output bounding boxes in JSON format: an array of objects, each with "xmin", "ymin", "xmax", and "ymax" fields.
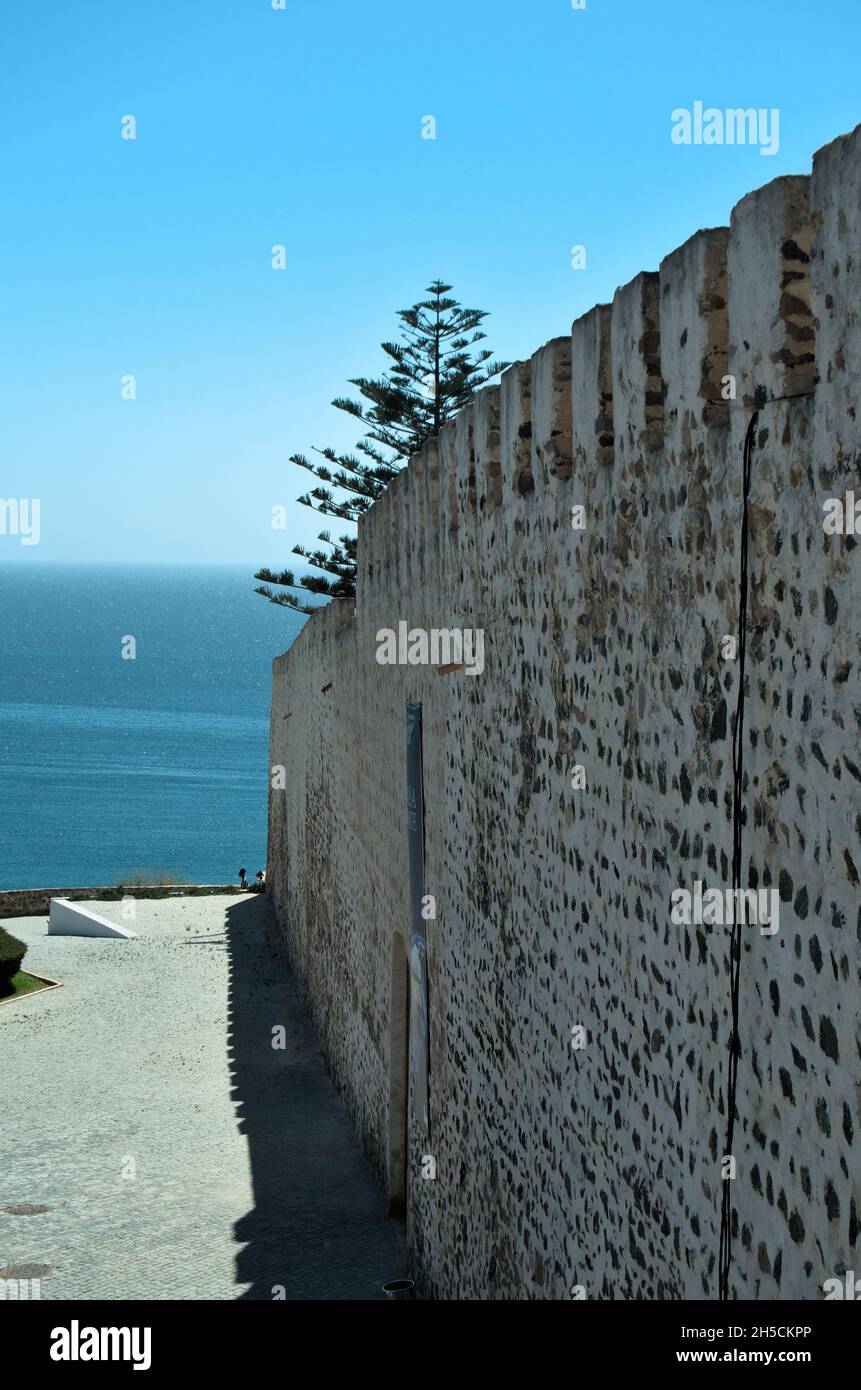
[
  {"xmin": 0, "ymin": 926, "xmax": 27, "ymax": 991},
  {"xmin": 115, "ymin": 868, "xmax": 189, "ymax": 888}
]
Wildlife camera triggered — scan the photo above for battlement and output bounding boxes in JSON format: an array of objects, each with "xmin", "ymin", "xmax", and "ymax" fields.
[{"xmin": 355, "ymin": 124, "xmax": 859, "ymax": 616}]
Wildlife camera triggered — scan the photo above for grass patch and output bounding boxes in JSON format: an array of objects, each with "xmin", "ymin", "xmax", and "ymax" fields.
[
  {"xmin": 1, "ymin": 970, "xmax": 49, "ymax": 1000},
  {"xmin": 115, "ymin": 868, "xmax": 190, "ymax": 889}
]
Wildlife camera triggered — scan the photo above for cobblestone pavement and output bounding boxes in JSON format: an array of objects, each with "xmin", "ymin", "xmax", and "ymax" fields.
[{"xmin": 0, "ymin": 894, "xmax": 405, "ymax": 1300}]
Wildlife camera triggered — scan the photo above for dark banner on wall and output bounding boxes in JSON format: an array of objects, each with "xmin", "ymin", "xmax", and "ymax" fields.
[{"xmin": 406, "ymin": 700, "xmax": 429, "ymax": 1137}]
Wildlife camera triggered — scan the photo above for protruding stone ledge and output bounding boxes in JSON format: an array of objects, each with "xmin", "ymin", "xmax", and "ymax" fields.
[
  {"xmin": 571, "ymin": 303, "xmax": 614, "ymax": 472},
  {"xmin": 531, "ymin": 336, "xmax": 573, "ymax": 483},
  {"xmin": 420, "ymin": 437, "xmax": 441, "ymax": 570},
  {"xmin": 410, "ymin": 447, "xmax": 426, "ymax": 567},
  {"xmin": 811, "ymin": 121, "xmax": 861, "ymax": 464},
  {"xmin": 612, "ymin": 271, "xmax": 664, "ymax": 455},
  {"xmin": 728, "ymin": 173, "xmax": 814, "ymax": 409},
  {"xmin": 499, "ymin": 360, "xmax": 533, "ymax": 497},
  {"xmin": 660, "ymin": 227, "xmax": 730, "ymax": 432},
  {"xmin": 455, "ymin": 401, "xmax": 477, "ymax": 515},
  {"xmin": 438, "ymin": 417, "xmax": 459, "ymax": 538},
  {"xmin": 474, "ymin": 383, "xmax": 502, "ymax": 512}
]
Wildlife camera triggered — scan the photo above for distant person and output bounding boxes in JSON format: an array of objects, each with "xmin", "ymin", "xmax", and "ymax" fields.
[
  {"xmin": 238, "ymin": 868, "xmax": 247, "ymax": 890},
  {"xmin": 255, "ymin": 870, "xmax": 265, "ymax": 891}
]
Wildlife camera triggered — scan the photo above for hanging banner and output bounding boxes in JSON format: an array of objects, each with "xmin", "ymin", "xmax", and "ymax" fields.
[{"xmin": 406, "ymin": 700, "xmax": 430, "ymax": 1137}]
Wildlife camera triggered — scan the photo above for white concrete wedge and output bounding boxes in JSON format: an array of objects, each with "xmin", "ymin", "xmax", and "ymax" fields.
[{"xmin": 49, "ymin": 898, "xmax": 136, "ymax": 939}]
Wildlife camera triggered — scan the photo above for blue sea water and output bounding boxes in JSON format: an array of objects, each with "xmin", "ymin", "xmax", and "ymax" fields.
[{"xmin": 0, "ymin": 566, "xmax": 306, "ymax": 890}]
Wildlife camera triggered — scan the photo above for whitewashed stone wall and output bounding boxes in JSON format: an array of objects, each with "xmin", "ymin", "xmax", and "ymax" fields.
[{"xmin": 267, "ymin": 125, "xmax": 860, "ymax": 1300}]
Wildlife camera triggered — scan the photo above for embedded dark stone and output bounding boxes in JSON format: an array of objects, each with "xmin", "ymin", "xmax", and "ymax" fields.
[
  {"xmin": 709, "ymin": 699, "xmax": 727, "ymax": 742},
  {"xmin": 824, "ymin": 587, "xmax": 838, "ymax": 625},
  {"xmin": 824, "ymin": 1181, "xmax": 840, "ymax": 1222},
  {"xmin": 842, "ymin": 1103, "xmax": 854, "ymax": 1145},
  {"xmin": 781, "ymin": 239, "xmax": 810, "ymax": 263},
  {"xmin": 818, "ymin": 1016, "xmax": 839, "ymax": 1062}
]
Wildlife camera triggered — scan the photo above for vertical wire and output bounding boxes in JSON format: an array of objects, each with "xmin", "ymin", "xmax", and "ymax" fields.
[{"xmin": 718, "ymin": 408, "xmax": 758, "ymax": 1300}]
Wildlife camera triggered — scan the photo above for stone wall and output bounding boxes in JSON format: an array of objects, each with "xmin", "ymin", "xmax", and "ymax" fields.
[
  {"xmin": 0, "ymin": 885, "xmax": 243, "ymax": 919},
  {"xmin": 267, "ymin": 125, "xmax": 860, "ymax": 1300}
]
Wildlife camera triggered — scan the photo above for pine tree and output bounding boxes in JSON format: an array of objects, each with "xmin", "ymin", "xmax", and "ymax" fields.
[{"xmin": 255, "ymin": 282, "xmax": 507, "ymax": 612}]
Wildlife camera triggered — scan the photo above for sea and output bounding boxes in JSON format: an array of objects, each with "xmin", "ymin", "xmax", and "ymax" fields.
[{"xmin": 0, "ymin": 566, "xmax": 307, "ymax": 891}]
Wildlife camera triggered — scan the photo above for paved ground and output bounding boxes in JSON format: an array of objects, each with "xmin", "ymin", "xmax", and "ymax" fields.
[{"xmin": 0, "ymin": 894, "xmax": 405, "ymax": 1300}]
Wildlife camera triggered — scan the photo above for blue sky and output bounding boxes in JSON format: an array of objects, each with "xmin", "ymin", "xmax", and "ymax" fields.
[{"xmin": 1, "ymin": 0, "xmax": 858, "ymax": 568}]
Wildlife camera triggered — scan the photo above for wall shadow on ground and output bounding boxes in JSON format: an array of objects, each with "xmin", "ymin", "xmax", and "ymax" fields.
[{"xmin": 225, "ymin": 894, "xmax": 406, "ymax": 1300}]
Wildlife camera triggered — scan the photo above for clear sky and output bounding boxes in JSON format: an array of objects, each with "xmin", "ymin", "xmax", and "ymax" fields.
[{"xmin": 1, "ymin": 0, "xmax": 858, "ymax": 568}]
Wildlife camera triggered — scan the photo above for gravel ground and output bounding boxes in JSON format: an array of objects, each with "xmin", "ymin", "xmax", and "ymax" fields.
[{"xmin": 0, "ymin": 893, "xmax": 405, "ymax": 1300}]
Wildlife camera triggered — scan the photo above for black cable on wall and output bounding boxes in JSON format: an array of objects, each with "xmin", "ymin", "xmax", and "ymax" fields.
[{"xmin": 718, "ymin": 407, "xmax": 758, "ymax": 1301}]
